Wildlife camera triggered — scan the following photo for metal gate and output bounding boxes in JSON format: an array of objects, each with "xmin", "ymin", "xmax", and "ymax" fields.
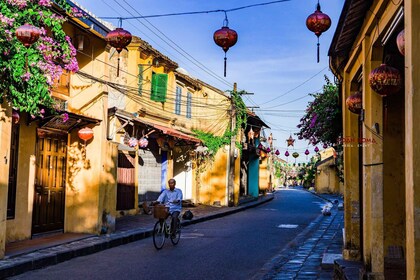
[
  {"xmin": 32, "ymin": 130, "xmax": 67, "ymax": 234},
  {"xmin": 138, "ymin": 147, "xmax": 163, "ymax": 202},
  {"xmin": 117, "ymin": 152, "xmax": 135, "ymax": 210}
]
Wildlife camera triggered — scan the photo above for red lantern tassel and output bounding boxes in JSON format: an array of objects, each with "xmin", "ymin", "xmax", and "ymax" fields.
[
  {"xmin": 317, "ymin": 38, "xmax": 320, "ymax": 63},
  {"xmin": 117, "ymin": 55, "xmax": 120, "ymax": 77},
  {"xmin": 224, "ymin": 54, "xmax": 227, "ymax": 77}
]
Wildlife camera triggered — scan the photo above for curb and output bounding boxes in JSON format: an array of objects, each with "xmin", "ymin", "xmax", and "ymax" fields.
[{"xmin": 0, "ymin": 195, "xmax": 274, "ymax": 279}]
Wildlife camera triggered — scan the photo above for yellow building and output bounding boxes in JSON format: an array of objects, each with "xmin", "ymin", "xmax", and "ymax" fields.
[
  {"xmin": 329, "ymin": 0, "xmax": 419, "ymax": 278},
  {"xmin": 315, "ymin": 147, "xmax": 342, "ymax": 194},
  {"xmin": 0, "ymin": 8, "xmax": 116, "ymax": 259}
]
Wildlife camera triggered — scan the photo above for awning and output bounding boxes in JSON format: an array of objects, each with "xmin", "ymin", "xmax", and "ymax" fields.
[
  {"xmin": 152, "ymin": 123, "xmax": 200, "ymax": 143},
  {"xmin": 109, "ymin": 107, "xmax": 200, "ymax": 143},
  {"xmin": 39, "ymin": 111, "xmax": 101, "ymax": 132}
]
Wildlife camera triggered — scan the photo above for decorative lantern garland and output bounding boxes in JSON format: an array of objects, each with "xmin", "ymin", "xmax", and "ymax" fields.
[
  {"xmin": 213, "ymin": 14, "xmax": 238, "ymax": 77},
  {"xmin": 306, "ymin": 1, "xmax": 331, "ymax": 63}
]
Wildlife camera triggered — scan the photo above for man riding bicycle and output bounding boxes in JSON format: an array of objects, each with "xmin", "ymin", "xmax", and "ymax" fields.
[{"xmin": 155, "ymin": 178, "xmax": 183, "ymax": 237}]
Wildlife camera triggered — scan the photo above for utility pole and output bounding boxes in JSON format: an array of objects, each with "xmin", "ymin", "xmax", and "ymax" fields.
[{"xmin": 228, "ymin": 83, "xmax": 237, "ymax": 206}]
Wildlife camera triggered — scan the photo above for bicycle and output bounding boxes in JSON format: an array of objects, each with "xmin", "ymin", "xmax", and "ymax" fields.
[{"xmin": 152, "ymin": 204, "xmax": 181, "ymax": 250}]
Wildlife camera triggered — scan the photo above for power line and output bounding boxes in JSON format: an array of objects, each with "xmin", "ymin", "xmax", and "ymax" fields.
[{"xmin": 99, "ymin": 0, "xmax": 291, "ymax": 20}]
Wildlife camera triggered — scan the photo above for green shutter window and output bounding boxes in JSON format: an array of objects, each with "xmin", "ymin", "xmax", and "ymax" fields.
[
  {"xmin": 138, "ymin": 65, "xmax": 143, "ymax": 95},
  {"xmin": 151, "ymin": 73, "xmax": 168, "ymax": 102}
]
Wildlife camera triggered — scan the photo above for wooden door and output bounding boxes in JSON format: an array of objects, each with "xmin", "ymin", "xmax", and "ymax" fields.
[
  {"xmin": 32, "ymin": 130, "xmax": 67, "ymax": 234},
  {"xmin": 117, "ymin": 152, "xmax": 135, "ymax": 210}
]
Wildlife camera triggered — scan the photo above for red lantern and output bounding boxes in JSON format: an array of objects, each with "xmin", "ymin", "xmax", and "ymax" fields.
[
  {"xmin": 314, "ymin": 146, "xmax": 319, "ymax": 153},
  {"xmin": 16, "ymin": 23, "xmax": 40, "ymax": 48},
  {"xmin": 396, "ymin": 29, "xmax": 404, "ymax": 56},
  {"xmin": 106, "ymin": 27, "xmax": 132, "ymax": 77},
  {"xmin": 12, "ymin": 110, "xmax": 20, "ymax": 124},
  {"xmin": 214, "ymin": 25, "xmax": 238, "ymax": 77},
  {"xmin": 275, "ymin": 150, "xmax": 280, "ymax": 156},
  {"xmin": 78, "ymin": 127, "xmax": 94, "ymax": 142},
  {"xmin": 346, "ymin": 91, "xmax": 362, "ymax": 114},
  {"xmin": 369, "ymin": 64, "xmax": 402, "ymax": 96},
  {"xmin": 306, "ymin": 1, "xmax": 331, "ymax": 63}
]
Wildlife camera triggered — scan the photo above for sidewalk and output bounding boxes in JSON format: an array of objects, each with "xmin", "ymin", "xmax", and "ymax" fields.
[
  {"xmin": 254, "ymin": 189, "xmax": 344, "ymax": 280},
  {"xmin": 0, "ymin": 194, "xmax": 274, "ymax": 279}
]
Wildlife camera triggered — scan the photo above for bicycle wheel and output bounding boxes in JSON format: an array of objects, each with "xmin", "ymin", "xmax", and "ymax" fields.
[
  {"xmin": 170, "ymin": 218, "xmax": 181, "ymax": 245},
  {"xmin": 153, "ymin": 221, "xmax": 166, "ymax": 250}
]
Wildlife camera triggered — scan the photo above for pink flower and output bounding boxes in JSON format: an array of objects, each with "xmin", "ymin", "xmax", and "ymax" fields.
[
  {"xmin": 21, "ymin": 72, "xmax": 31, "ymax": 82},
  {"xmin": 38, "ymin": 0, "xmax": 52, "ymax": 7}
]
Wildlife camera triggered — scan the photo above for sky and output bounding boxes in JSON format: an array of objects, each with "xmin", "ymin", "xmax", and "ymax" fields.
[{"xmin": 75, "ymin": 0, "xmax": 345, "ymax": 163}]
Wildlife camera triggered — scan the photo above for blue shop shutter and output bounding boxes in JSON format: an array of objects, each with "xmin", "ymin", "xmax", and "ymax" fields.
[{"xmin": 151, "ymin": 73, "xmax": 168, "ymax": 102}]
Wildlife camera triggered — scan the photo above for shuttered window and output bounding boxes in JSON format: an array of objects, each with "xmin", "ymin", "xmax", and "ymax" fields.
[
  {"xmin": 138, "ymin": 65, "xmax": 143, "ymax": 95},
  {"xmin": 175, "ymin": 86, "xmax": 182, "ymax": 115},
  {"xmin": 186, "ymin": 92, "xmax": 192, "ymax": 119},
  {"xmin": 151, "ymin": 73, "xmax": 168, "ymax": 102}
]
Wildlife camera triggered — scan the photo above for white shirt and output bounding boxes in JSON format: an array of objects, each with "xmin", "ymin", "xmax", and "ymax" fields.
[{"xmin": 157, "ymin": 188, "xmax": 183, "ymax": 214}]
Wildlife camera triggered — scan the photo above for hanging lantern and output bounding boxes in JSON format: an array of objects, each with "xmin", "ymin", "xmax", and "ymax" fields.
[
  {"xmin": 138, "ymin": 137, "xmax": 149, "ymax": 148},
  {"xmin": 247, "ymin": 127, "xmax": 255, "ymax": 143},
  {"xmin": 12, "ymin": 109, "xmax": 20, "ymax": 124},
  {"xmin": 346, "ymin": 91, "xmax": 363, "ymax": 114},
  {"xmin": 396, "ymin": 29, "xmax": 405, "ymax": 56},
  {"xmin": 285, "ymin": 151, "xmax": 290, "ymax": 157},
  {"xmin": 266, "ymin": 147, "xmax": 271, "ymax": 153},
  {"xmin": 106, "ymin": 27, "xmax": 132, "ymax": 77},
  {"xmin": 314, "ymin": 146, "xmax": 319, "ymax": 153},
  {"xmin": 292, "ymin": 152, "xmax": 299, "ymax": 159},
  {"xmin": 78, "ymin": 127, "xmax": 94, "ymax": 142},
  {"xmin": 128, "ymin": 137, "xmax": 138, "ymax": 148},
  {"xmin": 306, "ymin": 1, "xmax": 331, "ymax": 63},
  {"xmin": 305, "ymin": 149, "xmax": 310, "ymax": 156},
  {"xmin": 16, "ymin": 23, "xmax": 40, "ymax": 48},
  {"xmin": 369, "ymin": 64, "xmax": 402, "ymax": 96},
  {"xmin": 258, "ymin": 143, "xmax": 263, "ymax": 150},
  {"xmin": 275, "ymin": 150, "xmax": 280, "ymax": 156},
  {"xmin": 286, "ymin": 135, "xmax": 295, "ymax": 147},
  {"xmin": 213, "ymin": 18, "xmax": 238, "ymax": 77},
  {"xmin": 323, "ymin": 143, "xmax": 328, "ymax": 149}
]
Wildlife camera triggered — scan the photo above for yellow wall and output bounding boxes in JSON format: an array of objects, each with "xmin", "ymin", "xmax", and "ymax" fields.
[
  {"xmin": 198, "ymin": 148, "xmax": 228, "ymax": 206},
  {"xmin": 6, "ymin": 118, "xmax": 36, "ymax": 242},
  {"xmin": 315, "ymin": 158, "xmax": 339, "ymax": 194},
  {"xmin": 0, "ymin": 106, "xmax": 12, "ymax": 258}
]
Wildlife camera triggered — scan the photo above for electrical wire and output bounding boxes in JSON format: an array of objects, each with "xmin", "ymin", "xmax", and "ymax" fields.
[{"xmin": 100, "ymin": 0, "xmax": 291, "ymax": 20}]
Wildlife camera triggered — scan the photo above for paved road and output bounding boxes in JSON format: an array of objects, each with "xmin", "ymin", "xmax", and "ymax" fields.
[{"xmin": 11, "ymin": 188, "xmax": 328, "ymax": 280}]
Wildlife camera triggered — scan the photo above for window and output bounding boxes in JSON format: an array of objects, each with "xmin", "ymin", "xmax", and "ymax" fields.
[
  {"xmin": 151, "ymin": 73, "xmax": 168, "ymax": 102},
  {"xmin": 175, "ymin": 86, "xmax": 182, "ymax": 115},
  {"xmin": 186, "ymin": 92, "xmax": 192, "ymax": 119},
  {"xmin": 138, "ymin": 64, "xmax": 143, "ymax": 95}
]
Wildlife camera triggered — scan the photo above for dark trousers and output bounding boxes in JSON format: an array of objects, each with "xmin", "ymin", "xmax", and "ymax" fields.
[{"xmin": 170, "ymin": 211, "xmax": 180, "ymax": 234}]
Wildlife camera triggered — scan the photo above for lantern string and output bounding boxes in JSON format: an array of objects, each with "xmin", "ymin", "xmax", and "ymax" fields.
[
  {"xmin": 117, "ymin": 55, "xmax": 120, "ymax": 77},
  {"xmin": 223, "ymin": 12, "xmax": 229, "ymax": 27},
  {"xmin": 99, "ymin": 0, "xmax": 290, "ymax": 20}
]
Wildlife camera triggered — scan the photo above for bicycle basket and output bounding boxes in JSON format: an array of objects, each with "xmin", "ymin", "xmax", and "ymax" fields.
[{"xmin": 153, "ymin": 205, "xmax": 169, "ymax": 219}]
